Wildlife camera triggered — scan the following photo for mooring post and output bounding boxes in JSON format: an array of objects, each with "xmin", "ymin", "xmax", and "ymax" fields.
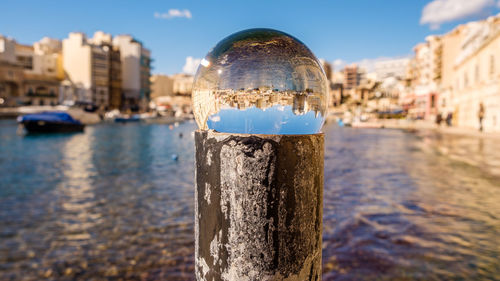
[{"xmin": 195, "ymin": 130, "xmax": 324, "ymax": 281}]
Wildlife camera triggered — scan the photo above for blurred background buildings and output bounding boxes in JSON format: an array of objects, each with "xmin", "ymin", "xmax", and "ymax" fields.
[
  {"xmin": 1, "ymin": 12, "xmax": 500, "ymax": 131},
  {"xmin": 0, "ymin": 31, "xmax": 152, "ymax": 112},
  {"xmin": 324, "ymin": 13, "xmax": 500, "ymax": 132}
]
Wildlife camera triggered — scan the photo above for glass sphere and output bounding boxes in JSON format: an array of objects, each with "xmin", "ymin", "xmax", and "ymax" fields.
[{"xmin": 192, "ymin": 28, "xmax": 328, "ymax": 135}]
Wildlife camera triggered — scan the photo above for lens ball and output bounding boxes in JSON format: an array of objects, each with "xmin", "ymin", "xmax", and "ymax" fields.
[{"xmin": 192, "ymin": 28, "xmax": 328, "ymax": 134}]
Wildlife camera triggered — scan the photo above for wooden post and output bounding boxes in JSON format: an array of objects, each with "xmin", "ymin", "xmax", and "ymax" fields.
[{"xmin": 195, "ymin": 130, "xmax": 323, "ymax": 281}]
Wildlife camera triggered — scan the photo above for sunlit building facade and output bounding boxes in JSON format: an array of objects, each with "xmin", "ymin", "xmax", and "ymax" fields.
[
  {"xmin": 172, "ymin": 73, "xmax": 193, "ymax": 96},
  {"xmin": 0, "ymin": 35, "xmax": 63, "ymax": 106},
  {"xmin": 62, "ymin": 32, "xmax": 110, "ymax": 107},
  {"xmin": 450, "ymin": 16, "xmax": 500, "ymax": 132},
  {"xmin": 407, "ymin": 35, "xmax": 442, "ymax": 120},
  {"xmin": 113, "ymin": 35, "xmax": 151, "ymax": 111},
  {"xmin": 406, "ymin": 13, "xmax": 500, "ymax": 132},
  {"xmin": 343, "ymin": 64, "xmax": 362, "ymax": 90},
  {"xmin": 0, "ymin": 35, "xmax": 24, "ymax": 106},
  {"xmin": 16, "ymin": 38, "xmax": 63, "ymax": 106},
  {"xmin": 150, "ymin": 73, "xmax": 193, "ymax": 112},
  {"xmin": 437, "ymin": 25, "xmax": 465, "ymax": 119}
]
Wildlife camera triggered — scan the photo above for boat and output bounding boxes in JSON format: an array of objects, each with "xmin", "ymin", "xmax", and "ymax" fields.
[
  {"xmin": 114, "ymin": 114, "xmax": 141, "ymax": 123},
  {"xmin": 17, "ymin": 112, "xmax": 85, "ymax": 133}
]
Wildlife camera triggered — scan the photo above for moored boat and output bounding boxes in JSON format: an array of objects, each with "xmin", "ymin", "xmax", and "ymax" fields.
[
  {"xmin": 17, "ymin": 112, "xmax": 85, "ymax": 133},
  {"xmin": 114, "ymin": 114, "xmax": 141, "ymax": 123}
]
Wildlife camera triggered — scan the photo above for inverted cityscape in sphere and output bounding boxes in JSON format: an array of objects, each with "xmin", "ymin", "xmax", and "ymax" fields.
[{"xmin": 192, "ymin": 28, "xmax": 328, "ymax": 134}]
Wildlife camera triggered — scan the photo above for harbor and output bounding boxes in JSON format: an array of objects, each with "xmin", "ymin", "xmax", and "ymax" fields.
[
  {"xmin": 2, "ymin": 1, "xmax": 500, "ymax": 280},
  {"xmin": 1, "ymin": 120, "xmax": 499, "ymax": 280}
]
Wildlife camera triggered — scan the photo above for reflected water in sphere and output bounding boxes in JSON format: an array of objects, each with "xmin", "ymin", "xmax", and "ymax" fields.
[{"xmin": 192, "ymin": 28, "xmax": 328, "ymax": 135}]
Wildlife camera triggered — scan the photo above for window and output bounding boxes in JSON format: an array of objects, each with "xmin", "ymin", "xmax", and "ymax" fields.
[
  {"xmin": 490, "ymin": 55, "xmax": 495, "ymax": 77},
  {"xmin": 475, "ymin": 64, "xmax": 479, "ymax": 83},
  {"xmin": 36, "ymin": 86, "xmax": 48, "ymax": 95},
  {"xmin": 16, "ymin": 55, "xmax": 33, "ymax": 70},
  {"xmin": 464, "ymin": 72, "xmax": 468, "ymax": 88}
]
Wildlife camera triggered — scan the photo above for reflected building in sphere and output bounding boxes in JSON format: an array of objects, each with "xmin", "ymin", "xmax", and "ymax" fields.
[{"xmin": 192, "ymin": 28, "xmax": 328, "ymax": 135}]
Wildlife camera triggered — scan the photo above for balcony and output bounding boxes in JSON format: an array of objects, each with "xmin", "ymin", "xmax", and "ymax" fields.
[{"xmin": 26, "ymin": 87, "xmax": 57, "ymax": 98}]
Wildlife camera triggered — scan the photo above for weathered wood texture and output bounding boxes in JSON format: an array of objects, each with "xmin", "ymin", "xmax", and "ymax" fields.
[{"xmin": 195, "ymin": 130, "xmax": 324, "ymax": 281}]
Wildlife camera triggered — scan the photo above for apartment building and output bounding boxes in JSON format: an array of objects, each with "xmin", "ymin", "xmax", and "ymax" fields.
[
  {"xmin": 16, "ymin": 38, "xmax": 62, "ymax": 106},
  {"xmin": 0, "ymin": 35, "xmax": 63, "ymax": 106},
  {"xmin": 113, "ymin": 35, "xmax": 151, "ymax": 110},
  {"xmin": 343, "ymin": 64, "xmax": 363, "ymax": 90},
  {"xmin": 408, "ymin": 35, "xmax": 442, "ymax": 119},
  {"xmin": 62, "ymin": 32, "xmax": 110, "ymax": 108},
  {"xmin": 0, "ymin": 35, "xmax": 23, "ymax": 106},
  {"xmin": 451, "ymin": 16, "xmax": 500, "ymax": 131}
]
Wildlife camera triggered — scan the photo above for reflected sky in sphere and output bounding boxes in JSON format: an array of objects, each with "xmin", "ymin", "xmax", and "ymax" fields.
[
  {"xmin": 207, "ymin": 105, "xmax": 323, "ymax": 135},
  {"xmin": 192, "ymin": 28, "xmax": 328, "ymax": 134}
]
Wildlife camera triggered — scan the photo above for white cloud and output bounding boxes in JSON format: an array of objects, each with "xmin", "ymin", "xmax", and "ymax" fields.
[
  {"xmin": 183, "ymin": 56, "xmax": 201, "ymax": 75},
  {"xmin": 155, "ymin": 9, "xmax": 192, "ymax": 20},
  {"xmin": 421, "ymin": 0, "xmax": 495, "ymax": 30},
  {"xmin": 333, "ymin": 59, "xmax": 346, "ymax": 69}
]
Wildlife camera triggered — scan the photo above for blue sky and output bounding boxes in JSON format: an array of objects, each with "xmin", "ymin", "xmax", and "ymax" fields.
[{"xmin": 2, "ymin": 0, "xmax": 500, "ymax": 74}]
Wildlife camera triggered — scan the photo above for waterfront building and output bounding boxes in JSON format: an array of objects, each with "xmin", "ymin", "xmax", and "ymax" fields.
[
  {"xmin": 62, "ymin": 31, "xmax": 150, "ymax": 110},
  {"xmin": 150, "ymin": 74, "xmax": 174, "ymax": 99},
  {"xmin": 62, "ymin": 32, "xmax": 110, "ymax": 108},
  {"xmin": 329, "ymin": 83, "xmax": 343, "ymax": 107},
  {"xmin": 437, "ymin": 25, "xmax": 466, "ymax": 120},
  {"xmin": 407, "ymin": 35, "xmax": 442, "ymax": 120},
  {"xmin": 0, "ymin": 35, "xmax": 23, "ymax": 106},
  {"xmin": 107, "ymin": 46, "xmax": 122, "ymax": 110},
  {"xmin": 91, "ymin": 32, "xmax": 122, "ymax": 111},
  {"xmin": 403, "ymin": 13, "xmax": 500, "ymax": 132},
  {"xmin": 343, "ymin": 64, "xmax": 362, "ymax": 90},
  {"xmin": 2, "ymin": 31, "xmax": 150, "ymax": 110},
  {"xmin": 1, "ymin": 35, "xmax": 63, "ymax": 106},
  {"xmin": 354, "ymin": 78, "xmax": 379, "ymax": 106},
  {"xmin": 399, "ymin": 59, "xmax": 416, "ymax": 112},
  {"xmin": 172, "ymin": 73, "xmax": 193, "ymax": 96},
  {"xmin": 450, "ymin": 16, "xmax": 500, "ymax": 132},
  {"xmin": 405, "ymin": 13, "xmax": 500, "ymax": 131},
  {"xmin": 328, "ymin": 70, "xmax": 345, "ymax": 107},
  {"xmin": 150, "ymin": 74, "xmax": 193, "ymax": 112},
  {"xmin": 150, "ymin": 74, "xmax": 173, "ymax": 112},
  {"xmin": 15, "ymin": 38, "xmax": 63, "ymax": 106},
  {"xmin": 112, "ymin": 35, "xmax": 151, "ymax": 111}
]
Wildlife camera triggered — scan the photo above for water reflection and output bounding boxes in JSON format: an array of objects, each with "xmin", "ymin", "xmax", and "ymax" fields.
[
  {"xmin": 322, "ymin": 127, "xmax": 500, "ymax": 280},
  {"xmin": 0, "ymin": 121, "xmax": 196, "ymax": 280},
  {"xmin": 0, "ymin": 121, "xmax": 499, "ymax": 280},
  {"xmin": 58, "ymin": 131, "xmax": 96, "ymax": 243}
]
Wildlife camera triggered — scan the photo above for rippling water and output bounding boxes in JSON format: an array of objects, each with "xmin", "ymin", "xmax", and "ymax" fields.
[{"xmin": 0, "ymin": 120, "xmax": 499, "ymax": 280}]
